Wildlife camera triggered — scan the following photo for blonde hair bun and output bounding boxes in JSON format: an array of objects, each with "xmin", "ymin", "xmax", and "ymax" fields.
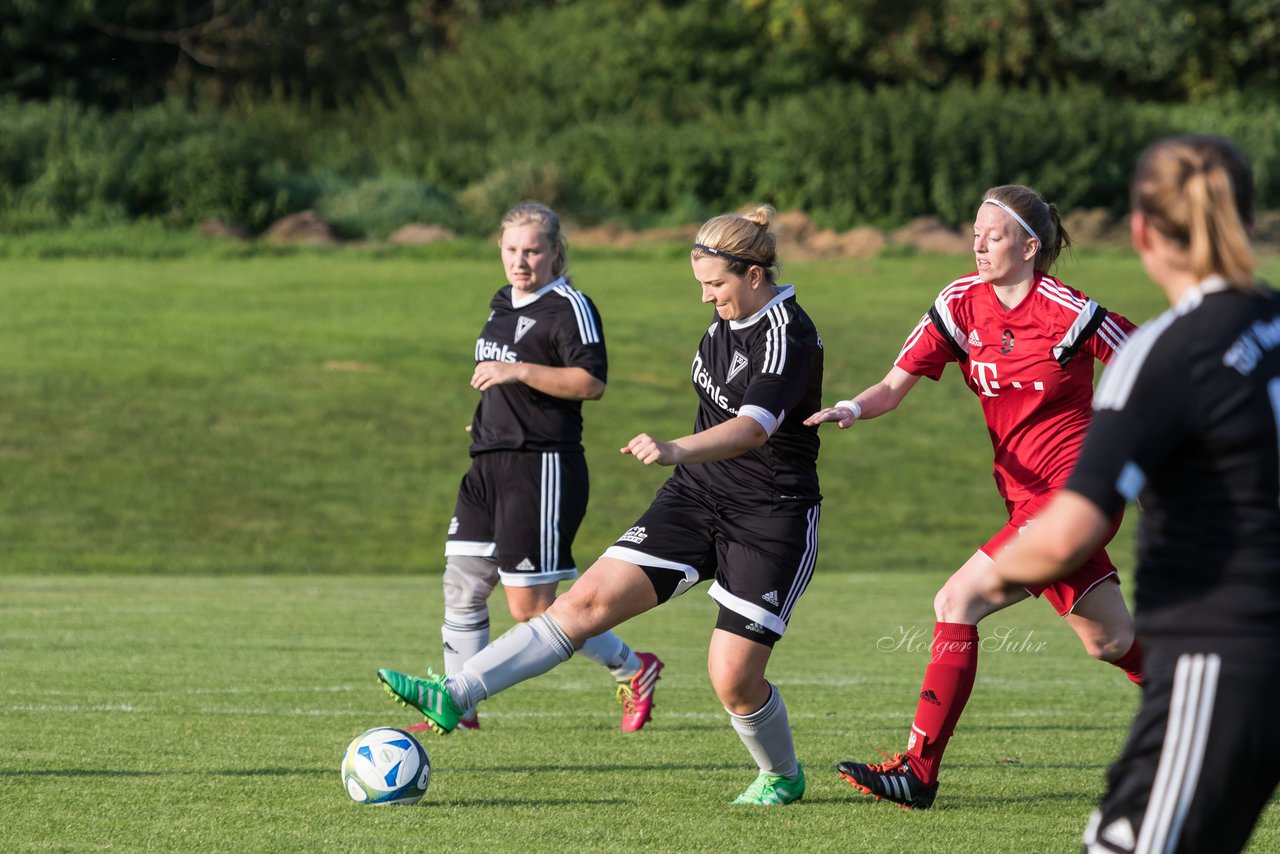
[
  {"xmin": 743, "ymin": 204, "xmax": 776, "ymax": 231},
  {"xmin": 692, "ymin": 205, "xmax": 779, "ymax": 280}
]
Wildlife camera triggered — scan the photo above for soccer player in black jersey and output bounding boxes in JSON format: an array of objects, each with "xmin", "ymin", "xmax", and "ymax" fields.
[
  {"xmin": 416, "ymin": 203, "xmax": 662, "ymax": 735},
  {"xmin": 380, "ymin": 206, "xmax": 825, "ymax": 805},
  {"xmin": 992, "ymin": 137, "xmax": 1280, "ymax": 853}
]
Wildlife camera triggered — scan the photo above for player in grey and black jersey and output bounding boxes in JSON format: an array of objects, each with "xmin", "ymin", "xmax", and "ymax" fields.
[
  {"xmin": 381, "ymin": 206, "xmax": 825, "ymax": 806},
  {"xmin": 427, "ymin": 203, "xmax": 663, "ymax": 735},
  {"xmin": 993, "ymin": 137, "xmax": 1280, "ymax": 854}
]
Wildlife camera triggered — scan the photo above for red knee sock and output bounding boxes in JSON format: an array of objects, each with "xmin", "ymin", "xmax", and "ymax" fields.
[
  {"xmin": 905, "ymin": 621, "xmax": 979, "ymax": 786},
  {"xmin": 1109, "ymin": 636, "xmax": 1144, "ymax": 685}
]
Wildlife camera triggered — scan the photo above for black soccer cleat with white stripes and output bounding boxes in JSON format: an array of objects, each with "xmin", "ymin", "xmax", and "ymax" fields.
[{"xmin": 836, "ymin": 752, "xmax": 938, "ymax": 810}]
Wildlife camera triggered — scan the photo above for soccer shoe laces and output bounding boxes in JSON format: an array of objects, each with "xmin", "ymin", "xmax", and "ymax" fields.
[
  {"xmin": 738, "ymin": 774, "xmax": 771, "ymax": 800},
  {"xmin": 615, "ymin": 681, "xmax": 636, "ymax": 709},
  {"xmin": 866, "ymin": 750, "xmax": 908, "ymax": 774}
]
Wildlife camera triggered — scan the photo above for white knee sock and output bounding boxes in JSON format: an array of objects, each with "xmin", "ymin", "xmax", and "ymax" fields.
[
  {"xmin": 728, "ymin": 683, "xmax": 799, "ymax": 778},
  {"xmin": 577, "ymin": 631, "xmax": 642, "ymax": 680},
  {"xmin": 441, "ymin": 607, "xmax": 490, "ymax": 675},
  {"xmin": 447, "ymin": 614, "xmax": 575, "ymax": 712},
  {"xmin": 441, "ymin": 607, "xmax": 489, "ymax": 718}
]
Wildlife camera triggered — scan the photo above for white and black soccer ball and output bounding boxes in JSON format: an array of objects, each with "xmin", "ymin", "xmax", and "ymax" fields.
[{"xmin": 340, "ymin": 727, "xmax": 431, "ymax": 805}]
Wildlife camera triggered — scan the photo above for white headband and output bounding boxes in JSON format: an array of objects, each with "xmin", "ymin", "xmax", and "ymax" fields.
[{"xmin": 982, "ymin": 198, "xmax": 1039, "ymax": 244}]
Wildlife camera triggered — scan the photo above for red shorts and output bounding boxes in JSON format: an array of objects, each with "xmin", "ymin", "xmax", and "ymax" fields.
[{"xmin": 980, "ymin": 491, "xmax": 1121, "ymax": 617}]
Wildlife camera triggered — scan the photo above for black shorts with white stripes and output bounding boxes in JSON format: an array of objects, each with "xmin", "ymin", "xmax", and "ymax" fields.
[
  {"xmin": 1085, "ymin": 635, "xmax": 1280, "ymax": 854},
  {"xmin": 602, "ymin": 480, "xmax": 820, "ymax": 647},
  {"xmin": 446, "ymin": 450, "xmax": 588, "ymax": 587}
]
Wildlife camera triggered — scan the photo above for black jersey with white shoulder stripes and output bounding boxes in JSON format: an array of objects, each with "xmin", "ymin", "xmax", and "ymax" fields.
[
  {"xmin": 468, "ymin": 277, "xmax": 607, "ymax": 454},
  {"xmin": 669, "ymin": 285, "xmax": 823, "ymax": 514},
  {"xmin": 1066, "ymin": 279, "xmax": 1280, "ymax": 637}
]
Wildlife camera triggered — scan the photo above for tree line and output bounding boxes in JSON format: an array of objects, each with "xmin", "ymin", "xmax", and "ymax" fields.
[
  {"xmin": 6, "ymin": 1, "xmax": 1277, "ymax": 107},
  {"xmin": 2, "ymin": 0, "xmax": 1278, "ymax": 235}
]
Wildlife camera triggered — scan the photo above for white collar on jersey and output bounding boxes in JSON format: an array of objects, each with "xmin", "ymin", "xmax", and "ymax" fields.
[
  {"xmin": 510, "ymin": 276, "xmax": 566, "ymax": 308},
  {"xmin": 1176, "ymin": 275, "xmax": 1230, "ymax": 312},
  {"xmin": 729, "ymin": 285, "xmax": 795, "ymax": 330}
]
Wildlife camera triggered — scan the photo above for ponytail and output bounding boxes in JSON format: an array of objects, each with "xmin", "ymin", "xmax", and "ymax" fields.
[
  {"xmin": 1132, "ymin": 136, "xmax": 1258, "ymax": 291},
  {"xmin": 1183, "ymin": 162, "xmax": 1256, "ymax": 288}
]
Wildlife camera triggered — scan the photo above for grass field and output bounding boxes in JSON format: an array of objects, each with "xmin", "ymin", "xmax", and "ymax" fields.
[
  {"xmin": 1, "ymin": 248, "xmax": 1278, "ymax": 851},
  {"xmin": 0, "ymin": 247, "xmax": 1186, "ymax": 576},
  {"xmin": 1, "ymin": 575, "xmax": 1276, "ymax": 852}
]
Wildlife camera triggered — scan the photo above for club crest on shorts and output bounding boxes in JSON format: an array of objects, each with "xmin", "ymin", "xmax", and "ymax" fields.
[
  {"xmin": 727, "ymin": 350, "xmax": 749, "ymax": 382},
  {"xmin": 619, "ymin": 526, "xmax": 647, "ymax": 545},
  {"xmin": 514, "ymin": 317, "xmax": 537, "ymax": 343}
]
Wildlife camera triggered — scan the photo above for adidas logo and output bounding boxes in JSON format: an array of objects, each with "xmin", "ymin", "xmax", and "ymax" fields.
[
  {"xmin": 744, "ymin": 622, "xmax": 765, "ymax": 634},
  {"xmin": 514, "ymin": 316, "xmax": 537, "ymax": 343},
  {"xmin": 515, "ymin": 557, "xmax": 536, "ymax": 571},
  {"xmin": 448, "ymin": 517, "xmax": 459, "ymax": 535},
  {"xmin": 967, "ymin": 329, "xmax": 982, "ymax": 349},
  {"xmin": 762, "ymin": 590, "xmax": 779, "ymax": 606},
  {"xmin": 618, "ymin": 526, "xmax": 648, "ymax": 545},
  {"xmin": 920, "ymin": 689, "xmax": 941, "ymax": 706}
]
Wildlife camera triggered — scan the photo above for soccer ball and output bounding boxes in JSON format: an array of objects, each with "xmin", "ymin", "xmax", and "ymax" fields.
[{"xmin": 340, "ymin": 727, "xmax": 431, "ymax": 805}]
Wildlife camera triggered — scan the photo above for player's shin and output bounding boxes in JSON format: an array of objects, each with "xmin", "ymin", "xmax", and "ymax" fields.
[
  {"xmin": 442, "ymin": 607, "xmax": 489, "ymax": 718},
  {"xmin": 450, "ymin": 613, "xmax": 576, "ymax": 710},
  {"xmin": 729, "ymin": 683, "xmax": 806, "ymax": 805},
  {"xmin": 907, "ymin": 621, "xmax": 979, "ymax": 784},
  {"xmin": 729, "ymin": 682, "xmax": 799, "ymax": 779},
  {"xmin": 441, "ymin": 555, "xmax": 500, "ymax": 720},
  {"xmin": 1108, "ymin": 636, "xmax": 1144, "ymax": 685},
  {"xmin": 578, "ymin": 631, "xmax": 641, "ymax": 679},
  {"xmin": 442, "ymin": 608, "xmax": 491, "ymax": 673}
]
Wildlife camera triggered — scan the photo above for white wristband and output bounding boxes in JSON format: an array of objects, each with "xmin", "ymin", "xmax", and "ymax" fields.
[{"xmin": 834, "ymin": 399, "xmax": 862, "ymax": 422}]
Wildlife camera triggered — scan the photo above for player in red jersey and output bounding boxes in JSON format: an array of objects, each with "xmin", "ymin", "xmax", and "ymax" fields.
[{"xmin": 805, "ymin": 185, "xmax": 1143, "ymax": 809}]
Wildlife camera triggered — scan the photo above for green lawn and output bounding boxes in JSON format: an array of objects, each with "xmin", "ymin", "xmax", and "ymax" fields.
[
  {"xmin": 0, "ymin": 249, "xmax": 1277, "ymax": 851},
  {"xmin": 0, "ymin": 249, "xmax": 1188, "ymax": 576},
  {"xmin": 1, "ymin": 574, "xmax": 1275, "ymax": 852}
]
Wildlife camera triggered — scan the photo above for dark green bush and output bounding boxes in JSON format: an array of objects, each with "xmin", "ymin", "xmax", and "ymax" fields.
[
  {"xmin": 4, "ymin": 82, "xmax": 1279, "ymax": 239},
  {"xmin": 1146, "ymin": 97, "xmax": 1280, "ymax": 211},
  {"xmin": 0, "ymin": 98, "xmax": 317, "ymax": 231}
]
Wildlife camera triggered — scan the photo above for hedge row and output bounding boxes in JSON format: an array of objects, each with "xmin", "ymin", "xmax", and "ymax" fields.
[{"xmin": 3, "ymin": 86, "xmax": 1279, "ymax": 237}]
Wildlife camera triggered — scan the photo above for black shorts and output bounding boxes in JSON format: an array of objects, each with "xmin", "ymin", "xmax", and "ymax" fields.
[
  {"xmin": 601, "ymin": 481, "xmax": 820, "ymax": 646},
  {"xmin": 1084, "ymin": 635, "xmax": 1280, "ymax": 854},
  {"xmin": 445, "ymin": 450, "xmax": 588, "ymax": 588}
]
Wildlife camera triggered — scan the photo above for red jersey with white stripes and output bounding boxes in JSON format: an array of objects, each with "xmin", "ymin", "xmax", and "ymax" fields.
[{"xmin": 896, "ymin": 272, "xmax": 1136, "ymax": 501}]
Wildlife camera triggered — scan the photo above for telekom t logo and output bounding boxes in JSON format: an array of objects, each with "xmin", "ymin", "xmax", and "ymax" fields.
[{"xmin": 969, "ymin": 360, "xmax": 1000, "ymax": 396}]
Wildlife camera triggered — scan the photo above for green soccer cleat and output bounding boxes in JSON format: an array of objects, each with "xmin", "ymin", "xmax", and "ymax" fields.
[
  {"xmin": 731, "ymin": 764, "xmax": 806, "ymax": 805},
  {"xmin": 377, "ymin": 668, "xmax": 463, "ymax": 735}
]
